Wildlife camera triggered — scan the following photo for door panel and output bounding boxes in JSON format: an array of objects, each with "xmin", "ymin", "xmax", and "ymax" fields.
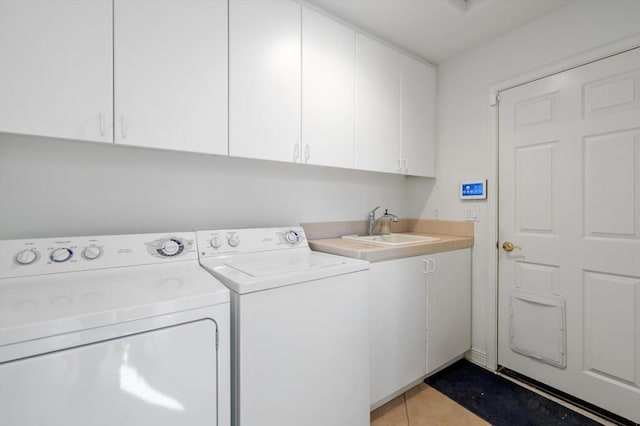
[
  {"xmin": 498, "ymin": 47, "xmax": 640, "ymax": 423},
  {"xmin": 0, "ymin": 320, "xmax": 218, "ymax": 426},
  {"xmin": 114, "ymin": 0, "xmax": 227, "ymax": 154},
  {"xmin": 302, "ymin": 7, "xmax": 355, "ymax": 168},
  {"xmin": 0, "ymin": 0, "xmax": 113, "ymax": 143},
  {"xmin": 229, "ymin": 0, "xmax": 301, "ymax": 162}
]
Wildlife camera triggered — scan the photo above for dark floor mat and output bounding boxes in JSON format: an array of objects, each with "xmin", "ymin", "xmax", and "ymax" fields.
[{"xmin": 425, "ymin": 360, "xmax": 601, "ymax": 426}]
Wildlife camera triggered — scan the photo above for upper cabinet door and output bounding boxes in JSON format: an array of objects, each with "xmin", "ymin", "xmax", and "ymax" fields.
[
  {"xmin": 114, "ymin": 0, "xmax": 228, "ymax": 155},
  {"xmin": 229, "ymin": 0, "xmax": 301, "ymax": 162},
  {"xmin": 0, "ymin": 0, "xmax": 113, "ymax": 143},
  {"xmin": 401, "ymin": 55, "xmax": 436, "ymax": 177},
  {"xmin": 302, "ymin": 8, "xmax": 355, "ymax": 169},
  {"xmin": 355, "ymin": 34, "xmax": 401, "ymax": 174}
]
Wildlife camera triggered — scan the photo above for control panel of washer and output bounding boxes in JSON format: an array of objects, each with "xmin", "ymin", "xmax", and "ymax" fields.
[
  {"xmin": 0, "ymin": 232, "xmax": 197, "ymax": 279},
  {"xmin": 196, "ymin": 227, "xmax": 308, "ymax": 257}
]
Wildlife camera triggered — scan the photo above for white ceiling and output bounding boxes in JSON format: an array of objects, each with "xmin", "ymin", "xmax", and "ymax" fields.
[{"xmin": 305, "ymin": 0, "xmax": 573, "ymax": 64}]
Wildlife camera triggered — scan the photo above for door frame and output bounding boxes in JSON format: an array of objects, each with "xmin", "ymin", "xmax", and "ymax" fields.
[{"xmin": 484, "ymin": 34, "xmax": 640, "ymax": 371}]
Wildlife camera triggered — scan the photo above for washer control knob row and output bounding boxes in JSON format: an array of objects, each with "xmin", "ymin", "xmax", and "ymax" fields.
[
  {"xmin": 15, "ymin": 249, "xmax": 39, "ymax": 265},
  {"xmin": 82, "ymin": 245, "xmax": 103, "ymax": 260},
  {"xmin": 51, "ymin": 248, "xmax": 73, "ymax": 263},
  {"xmin": 227, "ymin": 235, "xmax": 240, "ymax": 248}
]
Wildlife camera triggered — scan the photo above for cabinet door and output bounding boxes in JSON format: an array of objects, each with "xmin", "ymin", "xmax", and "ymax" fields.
[
  {"xmin": 370, "ymin": 256, "xmax": 427, "ymax": 406},
  {"xmin": 114, "ymin": 0, "xmax": 227, "ymax": 154},
  {"xmin": 355, "ymin": 34, "xmax": 401, "ymax": 174},
  {"xmin": 427, "ymin": 249, "xmax": 471, "ymax": 373},
  {"xmin": 0, "ymin": 0, "xmax": 112, "ymax": 143},
  {"xmin": 401, "ymin": 55, "xmax": 436, "ymax": 177},
  {"xmin": 229, "ymin": 0, "xmax": 301, "ymax": 162},
  {"xmin": 302, "ymin": 7, "xmax": 355, "ymax": 168}
]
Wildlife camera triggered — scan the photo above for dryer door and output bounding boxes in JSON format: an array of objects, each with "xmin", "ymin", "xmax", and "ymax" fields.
[{"xmin": 0, "ymin": 319, "xmax": 218, "ymax": 426}]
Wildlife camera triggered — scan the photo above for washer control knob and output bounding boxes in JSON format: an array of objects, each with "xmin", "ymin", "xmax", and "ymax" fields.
[
  {"xmin": 82, "ymin": 245, "xmax": 103, "ymax": 260},
  {"xmin": 51, "ymin": 248, "xmax": 73, "ymax": 263},
  {"xmin": 227, "ymin": 235, "xmax": 240, "ymax": 248},
  {"xmin": 210, "ymin": 237, "xmax": 221, "ymax": 249},
  {"xmin": 284, "ymin": 230, "xmax": 300, "ymax": 245},
  {"xmin": 158, "ymin": 239, "xmax": 182, "ymax": 257},
  {"xmin": 15, "ymin": 249, "xmax": 39, "ymax": 265}
]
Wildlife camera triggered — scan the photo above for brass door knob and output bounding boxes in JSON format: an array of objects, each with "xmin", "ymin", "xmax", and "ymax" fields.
[{"xmin": 502, "ymin": 241, "xmax": 522, "ymax": 252}]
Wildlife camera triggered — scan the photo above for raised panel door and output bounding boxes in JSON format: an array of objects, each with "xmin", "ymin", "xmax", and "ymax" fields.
[{"xmin": 498, "ymin": 47, "xmax": 640, "ymax": 423}]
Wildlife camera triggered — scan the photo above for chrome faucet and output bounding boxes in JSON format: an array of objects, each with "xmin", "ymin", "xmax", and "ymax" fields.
[{"xmin": 367, "ymin": 207, "xmax": 399, "ymax": 235}]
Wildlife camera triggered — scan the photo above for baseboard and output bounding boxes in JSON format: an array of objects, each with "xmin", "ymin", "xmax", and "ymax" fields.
[
  {"xmin": 465, "ymin": 348, "xmax": 487, "ymax": 367},
  {"xmin": 370, "ymin": 377, "xmax": 426, "ymax": 411}
]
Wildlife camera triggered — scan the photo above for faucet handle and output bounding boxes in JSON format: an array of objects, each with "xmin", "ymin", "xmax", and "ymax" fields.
[{"xmin": 369, "ymin": 206, "xmax": 380, "ymax": 216}]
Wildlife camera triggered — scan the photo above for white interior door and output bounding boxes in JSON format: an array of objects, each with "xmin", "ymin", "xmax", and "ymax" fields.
[{"xmin": 498, "ymin": 47, "xmax": 640, "ymax": 423}]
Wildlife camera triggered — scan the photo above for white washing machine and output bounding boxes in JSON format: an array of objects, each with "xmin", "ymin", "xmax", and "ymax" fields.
[
  {"xmin": 0, "ymin": 232, "xmax": 230, "ymax": 426},
  {"xmin": 196, "ymin": 227, "xmax": 370, "ymax": 426}
]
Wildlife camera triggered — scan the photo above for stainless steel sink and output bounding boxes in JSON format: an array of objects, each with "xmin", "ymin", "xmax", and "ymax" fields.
[{"xmin": 341, "ymin": 233, "xmax": 441, "ymax": 246}]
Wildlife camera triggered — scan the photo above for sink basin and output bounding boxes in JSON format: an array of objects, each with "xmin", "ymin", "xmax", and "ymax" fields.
[{"xmin": 341, "ymin": 233, "xmax": 441, "ymax": 246}]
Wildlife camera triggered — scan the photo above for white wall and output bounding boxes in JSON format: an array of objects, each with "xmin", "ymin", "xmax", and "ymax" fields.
[
  {"xmin": 0, "ymin": 133, "xmax": 412, "ymax": 239},
  {"xmin": 406, "ymin": 0, "xmax": 640, "ymax": 363}
]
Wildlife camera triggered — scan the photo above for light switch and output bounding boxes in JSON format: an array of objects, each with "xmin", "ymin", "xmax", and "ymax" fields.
[{"xmin": 465, "ymin": 207, "xmax": 479, "ymax": 222}]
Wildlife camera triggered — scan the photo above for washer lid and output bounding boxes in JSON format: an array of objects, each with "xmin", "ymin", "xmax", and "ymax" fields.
[
  {"xmin": 0, "ymin": 261, "xmax": 229, "ymax": 346},
  {"xmin": 200, "ymin": 249, "xmax": 370, "ymax": 294},
  {"xmin": 224, "ymin": 250, "xmax": 344, "ymax": 277}
]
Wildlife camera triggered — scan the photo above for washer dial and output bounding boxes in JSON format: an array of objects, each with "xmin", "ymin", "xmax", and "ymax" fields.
[
  {"xmin": 15, "ymin": 249, "xmax": 39, "ymax": 265},
  {"xmin": 283, "ymin": 230, "xmax": 300, "ymax": 245},
  {"xmin": 227, "ymin": 235, "xmax": 240, "ymax": 248},
  {"xmin": 157, "ymin": 238, "xmax": 184, "ymax": 257},
  {"xmin": 82, "ymin": 245, "xmax": 103, "ymax": 260},
  {"xmin": 51, "ymin": 248, "xmax": 73, "ymax": 263},
  {"xmin": 210, "ymin": 237, "xmax": 221, "ymax": 249}
]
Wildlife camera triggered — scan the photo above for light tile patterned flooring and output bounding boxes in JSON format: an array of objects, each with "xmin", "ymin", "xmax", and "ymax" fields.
[{"xmin": 370, "ymin": 384, "xmax": 489, "ymax": 426}]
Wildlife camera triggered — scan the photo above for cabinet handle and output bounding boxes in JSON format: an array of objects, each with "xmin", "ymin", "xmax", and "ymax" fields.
[
  {"xmin": 304, "ymin": 144, "xmax": 310, "ymax": 163},
  {"xmin": 403, "ymin": 158, "xmax": 408, "ymax": 173},
  {"xmin": 429, "ymin": 258, "xmax": 436, "ymax": 273},
  {"xmin": 99, "ymin": 112, "xmax": 105, "ymax": 136},
  {"xmin": 396, "ymin": 158, "xmax": 402, "ymax": 172},
  {"xmin": 120, "ymin": 116, "xmax": 127, "ymax": 139},
  {"xmin": 293, "ymin": 143, "xmax": 300, "ymax": 162},
  {"xmin": 423, "ymin": 259, "xmax": 429, "ymax": 274}
]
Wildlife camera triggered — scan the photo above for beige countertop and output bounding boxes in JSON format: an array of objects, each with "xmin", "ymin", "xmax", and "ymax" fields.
[{"xmin": 309, "ymin": 232, "xmax": 474, "ymax": 263}]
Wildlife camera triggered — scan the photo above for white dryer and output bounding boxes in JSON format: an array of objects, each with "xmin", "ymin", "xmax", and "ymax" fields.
[
  {"xmin": 196, "ymin": 227, "xmax": 370, "ymax": 426},
  {"xmin": 0, "ymin": 232, "xmax": 230, "ymax": 426}
]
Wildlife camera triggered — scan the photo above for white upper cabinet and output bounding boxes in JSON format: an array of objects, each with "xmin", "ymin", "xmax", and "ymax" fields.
[
  {"xmin": 0, "ymin": 0, "xmax": 113, "ymax": 143},
  {"xmin": 401, "ymin": 55, "xmax": 436, "ymax": 177},
  {"xmin": 302, "ymin": 8, "xmax": 355, "ymax": 169},
  {"xmin": 229, "ymin": 0, "xmax": 301, "ymax": 162},
  {"xmin": 114, "ymin": 0, "xmax": 228, "ymax": 154},
  {"xmin": 355, "ymin": 34, "xmax": 402, "ymax": 174}
]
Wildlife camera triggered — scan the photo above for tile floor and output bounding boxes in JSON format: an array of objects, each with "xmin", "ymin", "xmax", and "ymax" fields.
[{"xmin": 370, "ymin": 383, "xmax": 489, "ymax": 426}]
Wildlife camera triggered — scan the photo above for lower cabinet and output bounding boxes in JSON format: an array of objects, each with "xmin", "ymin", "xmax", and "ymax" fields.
[
  {"xmin": 369, "ymin": 248, "xmax": 471, "ymax": 407},
  {"xmin": 369, "ymin": 256, "xmax": 427, "ymax": 406},
  {"xmin": 426, "ymin": 249, "xmax": 471, "ymax": 374}
]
